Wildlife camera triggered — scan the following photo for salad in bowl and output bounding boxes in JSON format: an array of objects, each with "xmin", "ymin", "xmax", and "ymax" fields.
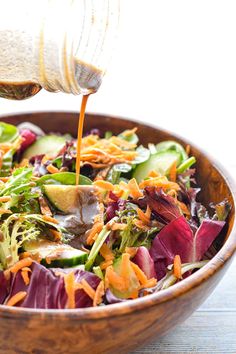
[{"xmin": 0, "ymin": 121, "xmax": 230, "ymax": 309}]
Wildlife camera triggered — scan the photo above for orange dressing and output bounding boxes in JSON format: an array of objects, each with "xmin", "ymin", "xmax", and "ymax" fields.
[{"xmin": 75, "ymin": 94, "xmax": 89, "ymax": 184}]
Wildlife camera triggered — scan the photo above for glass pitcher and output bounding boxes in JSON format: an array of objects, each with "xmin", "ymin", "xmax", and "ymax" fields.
[{"xmin": 0, "ymin": 0, "xmax": 120, "ymax": 100}]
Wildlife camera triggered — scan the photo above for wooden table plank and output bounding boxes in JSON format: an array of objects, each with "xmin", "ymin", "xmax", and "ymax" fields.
[
  {"xmin": 201, "ymin": 257, "xmax": 236, "ymax": 311},
  {"xmin": 132, "ymin": 256, "xmax": 236, "ymax": 354},
  {"xmin": 132, "ymin": 312, "xmax": 236, "ymax": 353}
]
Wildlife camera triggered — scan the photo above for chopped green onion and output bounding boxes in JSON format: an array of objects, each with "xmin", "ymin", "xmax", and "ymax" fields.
[
  {"xmin": 177, "ymin": 156, "xmax": 196, "ymax": 174},
  {"xmin": 93, "ymin": 266, "xmax": 104, "ymax": 280}
]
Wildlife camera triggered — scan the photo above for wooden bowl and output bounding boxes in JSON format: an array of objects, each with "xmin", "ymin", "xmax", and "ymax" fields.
[{"xmin": 0, "ymin": 112, "xmax": 235, "ymax": 354}]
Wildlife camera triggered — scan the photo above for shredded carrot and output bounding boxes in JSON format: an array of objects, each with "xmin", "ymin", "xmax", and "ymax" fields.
[
  {"xmin": 137, "ymin": 206, "xmax": 151, "ymax": 225},
  {"xmin": 87, "ymin": 222, "xmax": 103, "ymax": 245},
  {"xmin": 169, "ymin": 161, "xmax": 177, "ymax": 182},
  {"xmin": 93, "ymin": 180, "xmax": 114, "ymax": 191},
  {"xmin": 139, "ymin": 177, "xmax": 180, "ymax": 191},
  {"xmin": 64, "ymin": 272, "xmax": 76, "ymax": 309},
  {"xmin": 128, "ymin": 178, "xmax": 143, "ymax": 199},
  {"xmin": 125, "ymin": 247, "xmax": 138, "ymax": 258},
  {"xmin": 121, "ymin": 127, "xmax": 137, "ymax": 137},
  {"xmin": 100, "ymin": 244, "xmax": 114, "ymax": 261},
  {"xmin": 148, "ymin": 170, "xmax": 160, "ymax": 178},
  {"xmin": 142, "ymin": 278, "xmax": 157, "ymax": 288},
  {"xmin": 113, "ymin": 189, "xmax": 124, "ymax": 199},
  {"xmin": 10, "ymin": 258, "xmax": 33, "ymax": 273},
  {"xmin": 0, "ymin": 177, "xmax": 9, "ymax": 183},
  {"xmin": 131, "ymin": 262, "xmax": 157, "ymax": 288},
  {"xmin": 46, "ymin": 164, "xmax": 59, "ymax": 174},
  {"xmin": 105, "ymin": 266, "xmax": 127, "ymax": 292},
  {"xmin": 19, "ymin": 252, "xmax": 31, "ymax": 259},
  {"xmin": 18, "ymin": 158, "xmax": 29, "ymax": 168},
  {"xmin": 129, "ymin": 290, "xmax": 139, "ymax": 299},
  {"xmin": 133, "ymin": 219, "xmax": 150, "ymax": 231},
  {"xmin": 146, "ymin": 205, "xmax": 151, "ymax": 219},
  {"xmin": 104, "ymin": 266, "xmax": 110, "ymax": 289},
  {"xmin": 109, "ymin": 136, "xmax": 137, "ymax": 149},
  {"xmin": 22, "ymin": 266, "xmax": 32, "ymax": 273},
  {"xmin": 21, "ymin": 267, "xmax": 31, "ymax": 286},
  {"xmin": 6, "ymin": 291, "xmax": 27, "ymax": 306},
  {"xmin": 100, "ymin": 244, "xmax": 114, "ymax": 270},
  {"xmin": 137, "ymin": 208, "xmax": 149, "ymax": 224},
  {"xmin": 178, "ymin": 201, "xmax": 190, "ymax": 216},
  {"xmin": 93, "ymin": 281, "xmax": 105, "ymax": 307},
  {"xmin": 3, "ymin": 269, "xmax": 11, "ymax": 281},
  {"xmin": 0, "ymin": 196, "xmax": 11, "ymax": 203},
  {"xmin": 0, "ymin": 208, "xmax": 12, "ymax": 215},
  {"xmin": 0, "ymin": 151, "xmax": 3, "ymax": 169},
  {"xmin": 120, "ymin": 253, "xmax": 130, "ymax": 290},
  {"xmin": 77, "ymin": 279, "xmax": 96, "ymax": 300},
  {"xmin": 50, "ymin": 229, "xmax": 62, "ymax": 241},
  {"xmin": 185, "ymin": 144, "xmax": 191, "ymax": 155},
  {"xmin": 167, "ymin": 189, "xmax": 177, "ymax": 199},
  {"xmin": 100, "ymin": 259, "xmax": 113, "ymax": 270},
  {"xmin": 173, "ymin": 255, "xmax": 182, "ymax": 279},
  {"xmin": 93, "ymin": 167, "xmax": 110, "ymax": 181},
  {"xmin": 41, "ymin": 154, "xmax": 51, "ymax": 164},
  {"xmin": 31, "ymin": 176, "xmax": 40, "ymax": 181},
  {"xmin": 111, "ymin": 223, "xmax": 127, "ymax": 231},
  {"xmin": 130, "ymin": 262, "xmax": 148, "ymax": 285},
  {"xmin": 42, "ymin": 215, "xmax": 59, "ymax": 224},
  {"xmin": 0, "ymin": 143, "xmax": 12, "ymax": 153}
]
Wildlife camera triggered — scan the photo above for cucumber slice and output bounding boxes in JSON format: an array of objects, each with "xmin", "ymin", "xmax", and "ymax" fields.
[
  {"xmin": 23, "ymin": 134, "xmax": 70, "ymax": 159},
  {"xmin": 132, "ymin": 151, "xmax": 181, "ymax": 183},
  {"xmin": 23, "ymin": 239, "xmax": 88, "ymax": 268},
  {"xmin": 156, "ymin": 141, "xmax": 188, "ymax": 161},
  {"xmin": 43, "ymin": 184, "xmax": 98, "ymax": 214}
]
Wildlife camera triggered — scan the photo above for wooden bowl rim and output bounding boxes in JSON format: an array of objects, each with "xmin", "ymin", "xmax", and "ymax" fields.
[{"xmin": 0, "ymin": 111, "xmax": 235, "ymax": 320}]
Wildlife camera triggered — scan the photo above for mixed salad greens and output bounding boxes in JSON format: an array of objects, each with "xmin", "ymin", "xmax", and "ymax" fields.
[{"xmin": 0, "ymin": 121, "xmax": 230, "ymax": 309}]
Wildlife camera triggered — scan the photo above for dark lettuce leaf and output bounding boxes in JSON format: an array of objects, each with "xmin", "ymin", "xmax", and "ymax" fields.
[
  {"xmin": 60, "ymin": 141, "xmax": 76, "ymax": 171},
  {"xmin": 210, "ymin": 199, "xmax": 231, "ymax": 221},
  {"xmin": 84, "ymin": 128, "xmax": 101, "ymax": 137},
  {"xmin": 80, "ymin": 164, "xmax": 97, "ymax": 180},
  {"xmin": 136, "ymin": 187, "xmax": 181, "ymax": 224},
  {"xmin": 150, "ymin": 215, "xmax": 225, "ymax": 279},
  {"xmin": 178, "ymin": 185, "xmax": 205, "ymax": 231},
  {"xmin": 133, "ymin": 246, "xmax": 156, "ymax": 279},
  {"xmin": 29, "ymin": 154, "xmax": 48, "ymax": 177},
  {"xmin": 3, "ymin": 262, "xmax": 100, "ymax": 309},
  {"xmin": 0, "ymin": 271, "xmax": 8, "ymax": 304},
  {"xmin": 106, "ymin": 192, "xmax": 126, "ymax": 221}
]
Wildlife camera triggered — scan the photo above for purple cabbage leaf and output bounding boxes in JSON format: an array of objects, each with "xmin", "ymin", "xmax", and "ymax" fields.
[
  {"xmin": 149, "ymin": 215, "xmax": 225, "ymax": 280},
  {"xmin": 1, "ymin": 262, "xmax": 100, "ymax": 309},
  {"xmin": 133, "ymin": 246, "xmax": 156, "ymax": 279}
]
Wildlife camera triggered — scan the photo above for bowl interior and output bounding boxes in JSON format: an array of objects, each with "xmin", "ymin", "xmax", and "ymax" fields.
[{"xmin": 2, "ymin": 111, "xmax": 235, "ymax": 246}]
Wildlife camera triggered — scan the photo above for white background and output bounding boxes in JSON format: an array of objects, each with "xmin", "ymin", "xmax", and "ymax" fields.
[{"xmin": 0, "ymin": 0, "xmax": 235, "ymax": 175}]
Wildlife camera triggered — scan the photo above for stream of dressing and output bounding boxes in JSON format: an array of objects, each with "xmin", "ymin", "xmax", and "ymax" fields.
[{"xmin": 75, "ymin": 94, "xmax": 89, "ymax": 185}]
